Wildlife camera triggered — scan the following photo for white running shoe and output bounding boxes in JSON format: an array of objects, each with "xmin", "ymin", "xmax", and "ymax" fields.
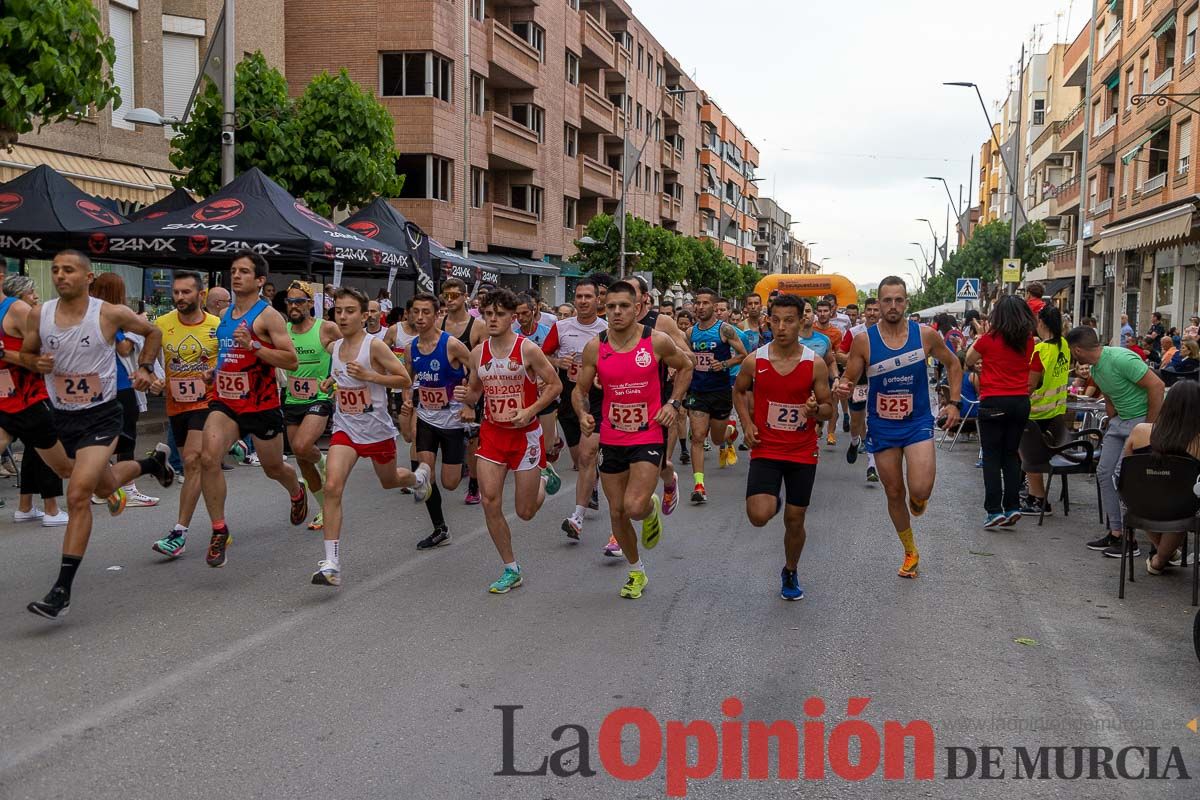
[
  {"xmin": 246, "ymin": 453, "xmax": 261, "ymax": 467},
  {"xmin": 412, "ymin": 464, "xmax": 432, "ymax": 503},
  {"xmin": 13, "ymin": 508, "xmax": 44, "ymax": 523},
  {"xmin": 123, "ymin": 485, "xmax": 160, "ymax": 507},
  {"xmin": 41, "ymin": 511, "xmax": 69, "ymax": 527},
  {"xmin": 311, "ymin": 560, "xmax": 341, "ymax": 586}
]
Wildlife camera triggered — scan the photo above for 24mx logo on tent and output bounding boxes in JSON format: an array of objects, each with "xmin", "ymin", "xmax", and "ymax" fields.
[
  {"xmin": 294, "ymin": 202, "xmax": 334, "ymax": 228},
  {"xmin": 192, "ymin": 198, "xmax": 245, "ymax": 223},
  {"xmin": 88, "ymin": 233, "xmax": 109, "ymax": 254},
  {"xmin": 347, "ymin": 221, "xmax": 380, "ymax": 239},
  {"xmin": 0, "ymin": 193, "xmax": 23, "ymax": 215},
  {"xmin": 75, "ymin": 200, "xmax": 122, "ymax": 226}
]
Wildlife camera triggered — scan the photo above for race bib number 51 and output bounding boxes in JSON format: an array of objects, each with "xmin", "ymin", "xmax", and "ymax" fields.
[
  {"xmin": 170, "ymin": 377, "xmax": 205, "ymax": 403},
  {"xmin": 876, "ymin": 393, "xmax": 913, "ymax": 420}
]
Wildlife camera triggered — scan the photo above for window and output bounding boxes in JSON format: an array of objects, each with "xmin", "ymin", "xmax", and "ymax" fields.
[
  {"xmin": 511, "ymin": 103, "xmax": 544, "ymax": 141},
  {"xmin": 471, "ymin": 0, "xmax": 485, "ymax": 21},
  {"xmin": 614, "ymin": 30, "xmax": 632, "ymax": 51},
  {"xmin": 1179, "ymin": 119, "xmax": 1192, "ymax": 174},
  {"xmin": 724, "ymin": 179, "xmax": 737, "ymax": 205},
  {"xmin": 637, "ymin": 44, "xmax": 644, "ymax": 71},
  {"xmin": 1188, "ymin": 9, "xmax": 1198, "ymax": 63},
  {"xmin": 510, "ymin": 185, "xmax": 543, "ymax": 219},
  {"xmin": 109, "ymin": 4, "xmax": 135, "ymax": 129},
  {"xmin": 563, "ymin": 197, "xmax": 577, "ymax": 229},
  {"xmin": 471, "ymin": 73, "xmax": 485, "ymax": 115},
  {"xmin": 380, "ymin": 52, "xmax": 453, "ymax": 101},
  {"xmin": 566, "ymin": 0, "xmax": 579, "ymax": 9},
  {"xmin": 1032, "ymin": 98, "xmax": 1045, "ymax": 126},
  {"xmin": 635, "ymin": 102, "xmax": 643, "ymax": 130},
  {"xmin": 161, "ymin": 33, "xmax": 199, "ymax": 138},
  {"xmin": 511, "ymin": 21, "xmax": 545, "ymax": 61},
  {"xmin": 653, "ymin": 171, "xmax": 659, "ymax": 194},
  {"xmin": 1088, "ymin": 175, "xmax": 1098, "ymax": 208},
  {"xmin": 1126, "ymin": 68, "xmax": 1135, "ymax": 110},
  {"xmin": 472, "ymin": 167, "xmax": 486, "ymax": 208},
  {"xmin": 565, "ymin": 50, "xmax": 579, "ymax": 85},
  {"xmin": 563, "ymin": 124, "xmax": 578, "ymax": 157},
  {"xmin": 1140, "ymin": 52, "xmax": 1150, "ymax": 92},
  {"xmin": 396, "ymin": 155, "xmax": 452, "ymax": 201},
  {"xmin": 644, "ymin": 165, "xmax": 651, "ymax": 188}
]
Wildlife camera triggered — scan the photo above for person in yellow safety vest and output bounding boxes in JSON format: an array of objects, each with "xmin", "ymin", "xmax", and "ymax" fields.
[{"xmin": 1022, "ymin": 304, "xmax": 1072, "ymax": 516}]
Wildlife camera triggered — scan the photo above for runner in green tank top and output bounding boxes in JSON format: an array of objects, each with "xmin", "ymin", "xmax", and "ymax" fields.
[{"xmin": 282, "ymin": 281, "xmax": 340, "ymax": 529}]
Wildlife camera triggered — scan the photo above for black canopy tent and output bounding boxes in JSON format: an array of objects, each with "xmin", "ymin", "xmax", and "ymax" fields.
[
  {"xmin": 128, "ymin": 187, "xmax": 197, "ymax": 221},
  {"xmin": 84, "ymin": 167, "xmax": 412, "ymax": 276},
  {"xmin": 343, "ymin": 198, "xmax": 431, "ymax": 292},
  {"xmin": 428, "ymin": 239, "xmax": 500, "ymax": 288},
  {"xmin": 0, "ymin": 164, "xmax": 129, "ymax": 260}
]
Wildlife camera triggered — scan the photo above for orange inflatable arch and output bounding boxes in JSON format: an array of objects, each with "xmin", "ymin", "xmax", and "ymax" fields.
[{"xmin": 753, "ymin": 273, "xmax": 857, "ymax": 309}]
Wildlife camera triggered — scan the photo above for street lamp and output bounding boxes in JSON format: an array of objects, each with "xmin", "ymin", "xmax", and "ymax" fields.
[
  {"xmin": 924, "ymin": 176, "xmax": 968, "ymax": 243},
  {"xmin": 125, "ymin": 107, "xmax": 181, "ymax": 127},
  {"xmin": 909, "ymin": 242, "xmax": 933, "ymax": 279}
]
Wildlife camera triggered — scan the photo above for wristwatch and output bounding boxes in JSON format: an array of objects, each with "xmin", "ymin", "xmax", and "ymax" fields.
[
  {"xmin": 669, "ymin": 399, "xmax": 682, "ymax": 411},
  {"xmin": 250, "ymin": 340, "xmax": 263, "ymax": 351}
]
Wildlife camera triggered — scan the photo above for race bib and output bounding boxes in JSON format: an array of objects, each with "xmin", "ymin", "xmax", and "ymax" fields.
[
  {"xmin": 170, "ymin": 376, "xmax": 205, "ymax": 404},
  {"xmin": 289, "ymin": 377, "xmax": 318, "ymax": 400},
  {"xmin": 567, "ymin": 356, "xmax": 582, "ymax": 382},
  {"xmin": 337, "ymin": 387, "xmax": 370, "ymax": 415},
  {"xmin": 215, "ymin": 371, "xmax": 250, "ymax": 401},
  {"xmin": 609, "ymin": 401, "xmax": 649, "ymax": 432},
  {"xmin": 486, "ymin": 394, "xmax": 523, "ymax": 424},
  {"xmin": 876, "ymin": 392, "xmax": 913, "ymax": 420},
  {"xmin": 694, "ymin": 352, "xmax": 716, "ymax": 372},
  {"xmin": 852, "ymin": 384, "xmax": 868, "ymax": 403},
  {"xmin": 419, "ymin": 385, "xmax": 449, "ymax": 410},
  {"xmin": 767, "ymin": 401, "xmax": 806, "ymax": 431},
  {"xmin": 0, "ymin": 369, "xmax": 15, "ymax": 398},
  {"xmin": 53, "ymin": 372, "xmax": 101, "ymax": 405}
]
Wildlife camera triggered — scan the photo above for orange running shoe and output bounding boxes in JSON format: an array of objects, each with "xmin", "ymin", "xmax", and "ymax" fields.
[{"xmin": 898, "ymin": 552, "xmax": 919, "ymax": 579}]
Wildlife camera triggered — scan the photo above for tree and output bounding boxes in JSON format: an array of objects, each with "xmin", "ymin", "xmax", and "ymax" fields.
[
  {"xmin": 0, "ymin": 0, "xmax": 120, "ymax": 148},
  {"xmin": 911, "ymin": 218, "xmax": 1049, "ymax": 312},
  {"xmin": 170, "ymin": 54, "xmax": 403, "ymax": 216}
]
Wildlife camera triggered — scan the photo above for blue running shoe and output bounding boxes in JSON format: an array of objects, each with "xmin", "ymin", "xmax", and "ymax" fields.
[
  {"xmin": 983, "ymin": 513, "xmax": 1005, "ymax": 529},
  {"xmin": 489, "ymin": 566, "xmax": 523, "ymax": 594},
  {"xmin": 780, "ymin": 568, "xmax": 805, "ymax": 601}
]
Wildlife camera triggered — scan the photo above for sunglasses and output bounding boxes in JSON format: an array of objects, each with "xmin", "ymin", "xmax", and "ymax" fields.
[
  {"xmin": 286, "ymin": 297, "xmax": 310, "ymax": 305},
  {"xmin": 441, "ymin": 291, "xmax": 463, "ymax": 300}
]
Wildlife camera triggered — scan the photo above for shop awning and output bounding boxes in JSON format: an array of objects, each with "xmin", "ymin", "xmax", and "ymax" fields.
[
  {"xmin": 1041, "ymin": 277, "xmax": 1078, "ymax": 297},
  {"xmin": 506, "ymin": 255, "xmax": 560, "ymax": 277},
  {"xmin": 470, "ymin": 253, "xmax": 520, "ymax": 275},
  {"xmin": 0, "ymin": 144, "xmax": 176, "ymax": 206},
  {"xmin": 1104, "ymin": 72, "xmax": 1120, "ymax": 91},
  {"xmin": 1154, "ymin": 14, "xmax": 1177, "ymax": 38},
  {"xmin": 1092, "ymin": 203, "xmax": 1195, "ymax": 254}
]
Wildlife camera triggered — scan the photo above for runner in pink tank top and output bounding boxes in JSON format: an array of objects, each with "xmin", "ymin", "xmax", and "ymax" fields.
[{"xmin": 574, "ymin": 281, "xmax": 693, "ymax": 600}]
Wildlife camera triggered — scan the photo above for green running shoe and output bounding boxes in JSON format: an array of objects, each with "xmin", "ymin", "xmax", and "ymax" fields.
[
  {"xmin": 152, "ymin": 531, "xmax": 186, "ymax": 559},
  {"xmin": 640, "ymin": 494, "xmax": 663, "ymax": 550},
  {"xmin": 488, "ymin": 566, "xmax": 523, "ymax": 594},
  {"xmin": 540, "ymin": 464, "xmax": 561, "ymax": 496},
  {"xmin": 620, "ymin": 569, "xmax": 648, "ymax": 599}
]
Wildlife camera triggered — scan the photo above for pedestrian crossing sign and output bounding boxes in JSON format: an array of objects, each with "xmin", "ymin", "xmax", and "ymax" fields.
[{"xmin": 956, "ymin": 278, "xmax": 980, "ymax": 301}]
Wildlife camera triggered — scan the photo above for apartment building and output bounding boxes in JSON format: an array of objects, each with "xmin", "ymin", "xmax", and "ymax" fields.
[
  {"xmin": 754, "ymin": 196, "xmax": 791, "ymax": 274},
  {"xmin": 1085, "ymin": 0, "xmax": 1200, "ymax": 337},
  {"xmin": 284, "ymin": 0, "xmax": 762, "ymax": 295},
  {"xmin": 977, "ymin": 124, "xmax": 1003, "ymax": 224}
]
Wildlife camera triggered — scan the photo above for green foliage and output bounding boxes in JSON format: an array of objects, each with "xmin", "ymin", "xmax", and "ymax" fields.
[
  {"xmin": 910, "ymin": 219, "xmax": 1048, "ymax": 311},
  {"xmin": 0, "ymin": 0, "xmax": 120, "ymax": 148},
  {"xmin": 170, "ymin": 55, "xmax": 402, "ymax": 216}
]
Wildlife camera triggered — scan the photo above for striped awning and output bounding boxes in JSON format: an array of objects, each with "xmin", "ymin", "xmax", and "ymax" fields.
[
  {"xmin": 1092, "ymin": 203, "xmax": 1195, "ymax": 254},
  {"xmin": 0, "ymin": 144, "xmax": 177, "ymax": 206}
]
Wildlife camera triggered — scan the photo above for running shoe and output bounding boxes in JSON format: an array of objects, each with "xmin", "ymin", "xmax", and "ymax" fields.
[
  {"xmin": 662, "ymin": 474, "xmax": 678, "ymax": 516},
  {"xmin": 603, "ymin": 535, "xmax": 623, "ymax": 558},
  {"xmin": 541, "ymin": 464, "xmax": 561, "ymax": 495},
  {"xmin": 123, "ymin": 485, "xmax": 160, "ymax": 507},
  {"xmin": 589, "ymin": 484, "xmax": 600, "ymax": 511},
  {"xmin": 246, "ymin": 453, "xmax": 261, "ymax": 467},
  {"xmin": 897, "ymin": 552, "xmax": 919, "ymax": 579},
  {"xmin": 866, "ymin": 466, "xmax": 879, "ymax": 483},
  {"xmin": 152, "ymin": 530, "xmax": 187, "ymax": 559},
  {"xmin": 983, "ymin": 512, "xmax": 1006, "ymax": 529},
  {"xmin": 725, "ymin": 445, "xmax": 738, "ymax": 467},
  {"xmin": 562, "ymin": 515, "xmax": 583, "ymax": 541},
  {"xmin": 678, "ymin": 447, "xmax": 691, "ymax": 466},
  {"xmin": 105, "ymin": 487, "xmax": 127, "ymax": 516},
  {"xmin": 417, "ymin": 526, "xmax": 451, "ymax": 549},
  {"xmin": 1000, "ymin": 509, "xmax": 1021, "ymax": 527},
  {"xmin": 1019, "ymin": 497, "xmax": 1053, "ymax": 516},
  {"xmin": 1103, "ymin": 540, "xmax": 1140, "ymax": 558},
  {"xmin": 311, "ymin": 560, "xmax": 341, "ymax": 586},
  {"xmin": 1086, "ymin": 533, "xmax": 1121, "ymax": 551},
  {"xmin": 640, "ymin": 494, "xmax": 663, "ymax": 550},
  {"xmin": 412, "ymin": 465, "xmax": 433, "ymax": 503},
  {"xmin": 464, "ymin": 488, "xmax": 481, "ymax": 505},
  {"xmin": 738, "ymin": 442, "xmax": 749, "ymax": 451},
  {"xmin": 691, "ymin": 483, "xmax": 707, "ymax": 504},
  {"xmin": 619, "ymin": 569, "xmax": 648, "ymax": 599},
  {"xmin": 206, "ymin": 529, "xmax": 232, "ymax": 568},
  {"xmin": 703, "ymin": 438, "xmax": 711, "ymax": 452},
  {"xmin": 40, "ymin": 511, "xmax": 68, "ymax": 527},
  {"xmin": 974, "ymin": 457, "xmax": 983, "ymax": 468},
  {"xmin": 842, "ymin": 415, "xmax": 850, "ymax": 433},
  {"xmin": 13, "ymin": 508, "xmax": 44, "ymax": 523},
  {"xmin": 780, "ymin": 568, "xmax": 805, "ymax": 601},
  {"xmin": 289, "ymin": 480, "xmax": 309, "ymax": 526},
  {"xmin": 317, "ymin": 453, "xmax": 328, "ymax": 486},
  {"xmin": 27, "ymin": 587, "xmax": 69, "ymax": 620},
  {"xmin": 846, "ymin": 439, "xmax": 859, "ymax": 464},
  {"xmin": 825, "ymin": 432, "xmax": 837, "ymax": 447},
  {"xmin": 488, "ymin": 566, "xmax": 523, "ymax": 594},
  {"xmin": 307, "ymin": 511, "xmax": 324, "ymax": 531},
  {"xmin": 147, "ymin": 443, "xmax": 176, "ymax": 488},
  {"xmin": 229, "ymin": 440, "xmax": 247, "ymax": 462},
  {"xmin": 717, "ymin": 446, "xmax": 728, "ymax": 469},
  {"xmin": 908, "ymin": 496, "xmax": 928, "ymax": 517}
]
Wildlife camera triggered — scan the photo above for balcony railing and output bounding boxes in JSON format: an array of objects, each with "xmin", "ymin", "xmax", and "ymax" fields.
[
  {"xmin": 1099, "ymin": 24, "xmax": 1121, "ymax": 59},
  {"xmin": 1148, "ymin": 67, "xmax": 1174, "ymax": 96},
  {"xmin": 1094, "ymin": 114, "xmax": 1117, "ymax": 138},
  {"xmin": 1091, "ymin": 196, "xmax": 1113, "ymax": 215},
  {"xmin": 1142, "ymin": 172, "xmax": 1168, "ymax": 194}
]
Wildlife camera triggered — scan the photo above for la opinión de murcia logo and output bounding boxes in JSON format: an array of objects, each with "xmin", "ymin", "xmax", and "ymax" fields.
[{"xmin": 495, "ymin": 699, "xmax": 1192, "ymax": 797}]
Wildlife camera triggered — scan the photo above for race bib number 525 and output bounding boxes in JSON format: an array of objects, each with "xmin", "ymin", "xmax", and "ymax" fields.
[{"xmin": 876, "ymin": 393, "xmax": 913, "ymax": 420}]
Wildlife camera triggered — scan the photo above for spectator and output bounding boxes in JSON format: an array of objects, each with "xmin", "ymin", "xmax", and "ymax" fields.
[
  {"xmin": 1184, "ymin": 315, "xmax": 1200, "ymax": 339},
  {"xmin": 1146, "ymin": 311, "xmax": 1165, "ymax": 341},
  {"xmin": 1121, "ymin": 380, "xmax": 1200, "ymax": 574},
  {"xmin": 1159, "ymin": 336, "xmax": 1178, "ymax": 370},
  {"xmin": 1023, "ymin": 305, "xmax": 1071, "ymax": 515},
  {"xmin": 1165, "ymin": 338, "xmax": 1200, "ymax": 373},
  {"xmin": 1025, "ymin": 282, "xmax": 1046, "ymax": 316},
  {"xmin": 934, "ymin": 312, "xmax": 965, "ymax": 354},
  {"xmin": 1126, "ymin": 337, "xmax": 1149, "ymax": 362},
  {"xmin": 1144, "ymin": 335, "xmax": 1162, "ymax": 367},
  {"xmin": 1119, "ymin": 314, "xmax": 1135, "ymax": 346},
  {"xmin": 263, "ymin": 281, "xmax": 277, "ymax": 302},
  {"xmin": 1066, "ymin": 325, "xmax": 1165, "ymax": 557},
  {"xmin": 966, "ymin": 295, "xmax": 1036, "ymax": 527},
  {"xmin": 963, "ymin": 309, "xmax": 985, "ymax": 347},
  {"xmin": 1083, "ymin": 317, "xmax": 1098, "ymax": 330},
  {"xmin": 377, "ymin": 288, "xmax": 393, "ymax": 315}
]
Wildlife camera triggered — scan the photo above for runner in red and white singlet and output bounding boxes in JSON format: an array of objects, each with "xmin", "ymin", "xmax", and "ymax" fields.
[
  {"xmin": 455, "ymin": 288, "xmax": 562, "ymax": 594},
  {"xmin": 575, "ymin": 281, "xmax": 692, "ymax": 600},
  {"xmin": 733, "ymin": 294, "xmax": 833, "ymax": 602}
]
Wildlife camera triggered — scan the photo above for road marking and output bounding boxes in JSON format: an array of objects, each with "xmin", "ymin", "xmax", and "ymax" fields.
[{"xmin": 0, "ymin": 475, "xmax": 577, "ymax": 777}]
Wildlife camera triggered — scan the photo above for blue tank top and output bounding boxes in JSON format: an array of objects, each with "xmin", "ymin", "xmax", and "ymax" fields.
[
  {"xmin": 799, "ymin": 331, "xmax": 831, "ymax": 359},
  {"xmin": 216, "ymin": 298, "xmax": 270, "ymax": 368},
  {"xmin": 512, "ymin": 321, "xmax": 550, "ymax": 347},
  {"xmin": 866, "ymin": 321, "xmax": 932, "ymax": 433},
  {"xmin": 960, "ymin": 373, "xmax": 979, "ymax": 418},
  {"xmin": 411, "ymin": 331, "xmax": 466, "ymax": 390},
  {"xmin": 689, "ymin": 320, "xmax": 731, "ymax": 392},
  {"xmin": 115, "ymin": 331, "xmax": 132, "ymax": 390},
  {"xmin": 730, "ymin": 328, "xmax": 759, "ymax": 380}
]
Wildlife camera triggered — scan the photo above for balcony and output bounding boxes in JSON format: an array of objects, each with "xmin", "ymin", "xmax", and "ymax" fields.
[
  {"xmin": 487, "ymin": 111, "xmax": 540, "ymax": 171},
  {"xmin": 1057, "ymin": 101, "xmax": 1085, "ymax": 147},
  {"xmin": 1099, "ymin": 24, "xmax": 1121, "ymax": 60},
  {"xmin": 489, "ymin": 203, "xmax": 540, "ymax": 251},
  {"xmin": 1148, "ymin": 67, "xmax": 1174, "ymax": 96},
  {"xmin": 660, "ymin": 141, "xmax": 681, "ymax": 173},
  {"xmin": 1141, "ymin": 171, "xmax": 1168, "ymax": 196},
  {"xmin": 487, "ymin": 19, "xmax": 540, "ymax": 89},
  {"xmin": 579, "ymin": 155, "xmax": 617, "ymax": 198},
  {"xmin": 1091, "ymin": 196, "xmax": 1113, "ymax": 216},
  {"xmin": 661, "ymin": 87, "xmax": 683, "ymax": 122},
  {"xmin": 699, "ymin": 191, "xmax": 721, "ymax": 213},
  {"xmin": 580, "ymin": 84, "xmax": 616, "ymax": 134},
  {"xmin": 660, "ymin": 193, "xmax": 681, "ymax": 221},
  {"xmin": 1051, "ymin": 175, "xmax": 1081, "ymax": 211},
  {"xmin": 580, "ymin": 12, "xmax": 615, "ymax": 69},
  {"xmin": 1094, "ymin": 114, "xmax": 1117, "ymax": 139}
]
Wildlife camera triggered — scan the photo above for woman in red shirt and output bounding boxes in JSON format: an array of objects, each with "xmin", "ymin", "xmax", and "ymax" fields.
[{"xmin": 965, "ymin": 295, "xmax": 1036, "ymax": 528}]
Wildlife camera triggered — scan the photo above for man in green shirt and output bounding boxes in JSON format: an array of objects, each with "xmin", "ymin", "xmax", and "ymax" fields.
[{"xmin": 1066, "ymin": 326, "xmax": 1164, "ymax": 557}]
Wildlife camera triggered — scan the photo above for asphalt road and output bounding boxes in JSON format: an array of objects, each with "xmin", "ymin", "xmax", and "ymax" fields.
[{"xmin": 0, "ymin": 433, "xmax": 1197, "ymax": 799}]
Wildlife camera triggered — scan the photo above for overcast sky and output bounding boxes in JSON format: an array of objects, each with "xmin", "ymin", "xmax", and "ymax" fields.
[{"xmin": 635, "ymin": 0, "xmax": 1089, "ymax": 289}]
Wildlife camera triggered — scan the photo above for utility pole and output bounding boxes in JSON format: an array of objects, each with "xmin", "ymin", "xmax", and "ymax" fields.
[
  {"xmin": 1073, "ymin": 0, "xmax": 1099, "ymax": 324},
  {"xmin": 220, "ymin": 0, "xmax": 236, "ymax": 186},
  {"xmin": 1007, "ymin": 42, "xmax": 1025, "ymax": 284},
  {"xmin": 461, "ymin": 1, "xmax": 471, "ymax": 258}
]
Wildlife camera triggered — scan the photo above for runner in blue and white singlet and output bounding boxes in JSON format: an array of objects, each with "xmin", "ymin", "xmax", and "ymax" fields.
[{"xmin": 863, "ymin": 319, "xmax": 934, "ymax": 453}]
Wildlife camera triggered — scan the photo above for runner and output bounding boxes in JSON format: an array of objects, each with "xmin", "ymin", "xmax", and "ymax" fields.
[
  {"xmin": 728, "ymin": 296, "xmax": 764, "ymax": 457},
  {"xmin": 365, "ymin": 299, "xmax": 387, "ymax": 340},
  {"xmin": 281, "ymin": 280, "xmax": 340, "ymax": 531},
  {"xmin": 839, "ymin": 296, "xmax": 882, "ymax": 481},
  {"xmin": 513, "ymin": 293, "xmax": 559, "ymax": 464},
  {"xmin": 812, "ymin": 298, "xmax": 844, "ymax": 446},
  {"xmin": 685, "ymin": 288, "xmax": 747, "ymax": 503},
  {"xmin": 733, "ymin": 294, "xmax": 833, "ymax": 600},
  {"xmin": 835, "ymin": 276, "xmax": 961, "ymax": 579},
  {"xmin": 454, "ymin": 288, "xmax": 562, "ymax": 593},
  {"xmin": 24, "ymin": 250, "xmax": 174, "ymax": 620},
  {"xmin": 404, "ymin": 291, "xmax": 472, "ymax": 549},
  {"xmin": 383, "ymin": 298, "xmax": 419, "ymax": 442},
  {"xmin": 149, "ymin": 271, "xmax": 220, "ymax": 558},
  {"xmin": 440, "ymin": 277, "xmax": 485, "ymax": 504},
  {"xmin": 574, "ymin": 281, "xmax": 692, "ymax": 598},
  {"xmin": 310, "ymin": 288, "xmax": 431, "ymax": 586},
  {"xmin": 199, "ymin": 251, "xmax": 308, "ymax": 569},
  {"xmin": 741, "ymin": 290, "xmax": 770, "ymax": 344},
  {"xmin": 540, "ymin": 278, "xmax": 607, "ymax": 544}
]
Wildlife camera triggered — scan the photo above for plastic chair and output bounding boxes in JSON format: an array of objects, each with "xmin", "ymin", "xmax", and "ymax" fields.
[
  {"xmin": 1115, "ymin": 453, "xmax": 1200, "ymax": 604},
  {"xmin": 1017, "ymin": 420, "xmax": 1103, "ymax": 527},
  {"xmin": 939, "ymin": 399, "xmax": 980, "ymax": 451}
]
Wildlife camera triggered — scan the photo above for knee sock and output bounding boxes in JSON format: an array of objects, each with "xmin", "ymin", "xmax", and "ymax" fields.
[
  {"xmin": 425, "ymin": 483, "xmax": 445, "ymax": 528},
  {"xmin": 54, "ymin": 555, "xmax": 82, "ymax": 594},
  {"xmin": 897, "ymin": 527, "xmax": 916, "ymax": 555},
  {"xmin": 324, "ymin": 539, "xmax": 340, "ymax": 567}
]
